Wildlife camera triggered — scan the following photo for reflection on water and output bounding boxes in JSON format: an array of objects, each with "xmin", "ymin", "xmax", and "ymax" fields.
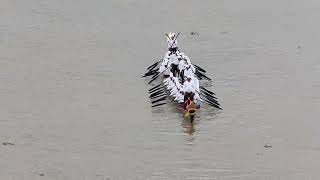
[{"xmin": 181, "ymin": 119, "xmax": 195, "ymax": 135}]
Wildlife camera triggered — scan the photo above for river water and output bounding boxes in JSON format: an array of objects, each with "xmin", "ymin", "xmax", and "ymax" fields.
[{"xmin": 1, "ymin": 0, "xmax": 320, "ymax": 179}]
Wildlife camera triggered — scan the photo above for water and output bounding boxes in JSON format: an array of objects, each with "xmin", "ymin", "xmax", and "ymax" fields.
[{"xmin": 1, "ymin": 0, "xmax": 320, "ymax": 179}]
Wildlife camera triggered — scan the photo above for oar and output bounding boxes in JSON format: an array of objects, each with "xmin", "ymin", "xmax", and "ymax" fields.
[
  {"xmin": 199, "ymin": 91, "xmax": 219, "ymax": 104},
  {"xmin": 143, "ymin": 69, "xmax": 159, "ymax": 77},
  {"xmin": 149, "ymin": 86, "xmax": 163, "ymax": 93},
  {"xmin": 150, "ymin": 94, "xmax": 166, "ymax": 100},
  {"xmin": 200, "ymin": 86, "xmax": 216, "ymax": 95},
  {"xmin": 149, "ymin": 84, "xmax": 162, "ymax": 91},
  {"xmin": 203, "ymin": 96, "xmax": 220, "ymax": 106},
  {"xmin": 151, "ymin": 96, "xmax": 167, "ymax": 104},
  {"xmin": 149, "ymin": 89, "xmax": 164, "ymax": 97},
  {"xmin": 200, "ymin": 88, "xmax": 215, "ymax": 96},
  {"xmin": 202, "ymin": 93, "xmax": 218, "ymax": 102},
  {"xmin": 150, "ymin": 90, "xmax": 164, "ymax": 96},
  {"xmin": 151, "ymin": 102, "xmax": 167, "ymax": 107},
  {"xmin": 149, "ymin": 90, "xmax": 164, "ymax": 98},
  {"xmin": 194, "ymin": 73, "xmax": 203, "ymax": 80},
  {"xmin": 195, "ymin": 70, "xmax": 212, "ymax": 81},
  {"xmin": 149, "ymin": 83, "xmax": 164, "ymax": 92},
  {"xmin": 192, "ymin": 64, "xmax": 206, "ymax": 73},
  {"xmin": 148, "ymin": 63, "xmax": 160, "ymax": 72},
  {"xmin": 199, "ymin": 73, "xmax": 211, "ymax": 81},
  {"xmin": 203, "ymin": 99, "xmax": 222, "ymax": 110},
  {"xmin": 149, "ymin": 88, "xmax": 162, "ymax": 94},
  {"xmin": 150, "ymin": 87, "xmax": 164, "ymax": 93},
  {"xmin": 194, "ymin": 66, "xmax": 205, "ymax": 73},
  {"xmin": 147, "ymin": 61, "xmax": 160, "ymax": 70},
  {"xmin": 201, "ymin": 90, "xmax": 217, "ymax": 99},
  {"xmin": 151, "ymin": 71, "xmax": 160, "ymax": 79},
  {"xmin": 150, "ymin": 87, "xmax": 163, "ymax": 94},
  {"xmin": 148, "ymin": 66, "xmax": 168, "ymax": 84},
  {"xmin": 148, "ymin": 70, "xmax": 162, "ymax": 84},
  {"xmin": 148, "ymin": 74, "xmax": 159, "ymax": 84}
]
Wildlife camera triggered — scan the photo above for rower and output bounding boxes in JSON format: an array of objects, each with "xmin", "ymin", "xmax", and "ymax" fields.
[
  {"xmin": 184, "ymin": 65, "xmax": 195, "ymax": 80},
  {"xmin": 178, "ymin": 59, "xmax": 188, "ymax": 83},
  {"xmin": 161, "ymin": 64, "xmax": 171, "ymax": 78},
  {"xmin": 167, "ymin": 51, "xmax": 180, "ymax": 77},
  {"xmin": 181, "ymin": 75, "xmax": 196, "ymax": 102}
]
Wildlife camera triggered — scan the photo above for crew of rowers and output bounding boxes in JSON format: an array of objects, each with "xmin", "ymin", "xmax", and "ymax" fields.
[{"xmin": 159, "ymin": 33, "xmax": 201, "ymax": 108}]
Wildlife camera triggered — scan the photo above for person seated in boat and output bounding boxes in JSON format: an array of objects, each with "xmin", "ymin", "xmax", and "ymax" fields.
[
  {"xmin": 178, "ymin": 55, "xmax": 195, "ymax": 81},
  {"xmin": 184, "ymin": 64, "xmax": 195, "ymax": 80},
  {"xmin": 159, "ymin": 56, "xmax": 169, "ymax": 72},
  {"xmin": 178, "ymin": 52, "xmax": 193, "ymax": 67},
  {"xmin": 181, "ymin": 75, "xmax": 196, "ymax": 102},
  {"xmin": 161, "ymin": 64, "xmax": 171, "ymax": 78},
  {"xmin": 185, "ymin": 100, "xmax": 197, "ymax": 111},
  {"xmin": 167, "ymin": 51, "xmax": 180, "ymax": 77},
  {"xmin": 190, "ymin": 74, "xmax": 200, "ymax": 93},
  {"xmin": 178, "ymin": 59, "xmax": 188, "ymax": 83}
]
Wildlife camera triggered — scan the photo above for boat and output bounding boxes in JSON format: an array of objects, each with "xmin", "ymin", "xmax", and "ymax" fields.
[{"xmin": 143, "ymin": 33, "xmax": 221, "ymax": 122}]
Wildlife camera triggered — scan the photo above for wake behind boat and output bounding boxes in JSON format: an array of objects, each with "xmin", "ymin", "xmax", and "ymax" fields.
[{"xmin": 143, "ymin": 32, "xmax": 221, "ymax": 123}]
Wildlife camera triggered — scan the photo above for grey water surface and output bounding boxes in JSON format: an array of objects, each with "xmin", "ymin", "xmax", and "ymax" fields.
[{"xmin": 1, "ymin": 0, "xmax": 320, "ymax": 179}]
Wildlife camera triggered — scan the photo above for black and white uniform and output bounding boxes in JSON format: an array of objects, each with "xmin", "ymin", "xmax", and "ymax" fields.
[{"xmin": 182, "ymin": 80, "xmax": 196, "ymax": 102}]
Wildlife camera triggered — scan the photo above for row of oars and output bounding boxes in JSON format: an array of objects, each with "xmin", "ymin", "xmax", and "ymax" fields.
[
  {"xmin": 147, "ymin": 83, "xmax": 168, "ymax": 107},
  {"xmin": 143, "ymin": 61, "xmax": 213, "ymax": 84},
  {"xmin": 143, "ymin": 60, "xmax": 222, "ymax": 109},
  {"xmin": 147, "ymin": 81, "xmax": 222, "ymax": 109},
  {"xmin": 199, "ymin": 86, "xmax": 222, "ymax": 110}
]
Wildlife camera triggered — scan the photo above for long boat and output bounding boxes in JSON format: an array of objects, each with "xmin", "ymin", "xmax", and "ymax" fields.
[{"xmin": 143, "ymin": 35, "xmax": 222, "ymax": 122}]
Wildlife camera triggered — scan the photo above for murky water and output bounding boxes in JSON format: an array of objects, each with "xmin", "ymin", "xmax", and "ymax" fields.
[{"xmin": 1, "ymin": 0, "xmax": 320, "ymax": 179}]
